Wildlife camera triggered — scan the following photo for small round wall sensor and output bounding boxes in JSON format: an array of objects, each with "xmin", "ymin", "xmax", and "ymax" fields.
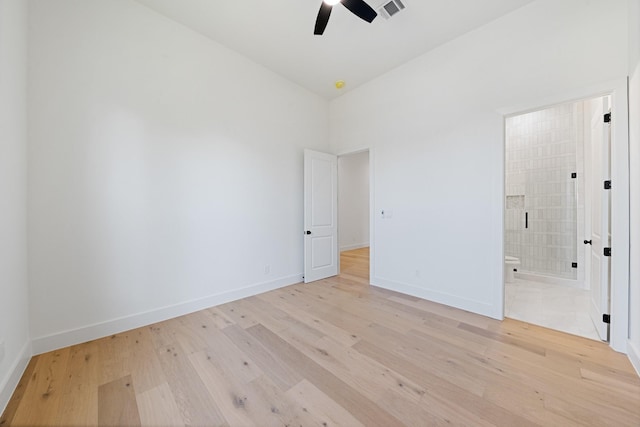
[{"xmin": 335, "ymin": 80, "xmax": 345, "ymax": 89}]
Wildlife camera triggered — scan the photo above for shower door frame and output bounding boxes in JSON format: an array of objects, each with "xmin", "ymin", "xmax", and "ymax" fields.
[{"xmin": 504, "ymin": 105, "xmax": 583, "ymax": 284}]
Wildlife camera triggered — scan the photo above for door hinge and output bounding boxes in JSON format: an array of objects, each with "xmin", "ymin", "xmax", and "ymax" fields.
[
  {"xmin": 571, "ymin": 262, "xmax": 578, "ymax": 268},
  {"xmin": 603, "ymin": 314, "xmax": 611, "ymax": 324},
  {"xmin": 604, "ymin": 247, "xmax": 612, "ymax": 257},
  {"xmin": 604, "ymin": 180, "xmax": 611, "ymax": 190},
  {"xmin": 604, "ymin": 113, "xmax": 611, "ymax": 123},
  {"xmin": 571, "ymin": 172, "xmax": 577, "ymax": 179}
]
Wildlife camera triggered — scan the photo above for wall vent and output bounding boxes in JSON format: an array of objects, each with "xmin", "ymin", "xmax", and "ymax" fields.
[{"xmin": 378, "ymin": 0, "xmax": 405, "ymax": 19}]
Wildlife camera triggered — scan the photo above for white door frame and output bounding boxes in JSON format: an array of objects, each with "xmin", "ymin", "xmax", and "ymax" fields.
[
  {"xmin": 499, "ymin": 78, "xmax": 630, "ymax": 353},
  {"xmin": 336, "ymin": 147, "xmax": 375, "ymax": 283}
]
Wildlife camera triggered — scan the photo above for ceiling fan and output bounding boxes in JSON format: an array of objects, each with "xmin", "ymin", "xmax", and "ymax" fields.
[{"xmin": 314, "ymin": 0, "xmax": 378, "ymax": 35}]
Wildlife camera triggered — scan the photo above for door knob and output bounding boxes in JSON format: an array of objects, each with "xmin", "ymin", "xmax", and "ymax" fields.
[
  {"xmin": 305, "ymin": 230, "xmax": 312, "ymax": 235},
  {"xmin": 584, "ymin": 240, "xmax": 592, "ymax": 245}
]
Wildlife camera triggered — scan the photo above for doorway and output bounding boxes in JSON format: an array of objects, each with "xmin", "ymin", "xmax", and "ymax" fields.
[
  {"xmin": 338, "ymin": 150, "xmax": 370, "ymax": 283},
  {"xmin": 503, "ymin": 96, "xmax": 611, "ymax": 341}
]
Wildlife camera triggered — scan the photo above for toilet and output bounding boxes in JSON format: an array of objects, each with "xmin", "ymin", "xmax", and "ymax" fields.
[{"xmin": 504, "ymin": 256, "xmax": 521, "ymax": 283}]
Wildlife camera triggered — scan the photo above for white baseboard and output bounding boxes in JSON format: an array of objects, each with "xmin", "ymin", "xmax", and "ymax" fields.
[
  {"xmin": 628, "ymin": 340, "xmax": 640, "ymax": 378},
  {"xmin": 340, "ymin": 243, "xmax": 369, "ymax": 252},
  {"xmin": 0, "ymin": 340, "xmax": 32, "ymax": 416},
  {"xmin": 371, "ymin": 276, "xmax": 499, "ymax": 320},
  {"xmin": 32, "ymin": 274, "xmax": 303, "ymax": 355}
]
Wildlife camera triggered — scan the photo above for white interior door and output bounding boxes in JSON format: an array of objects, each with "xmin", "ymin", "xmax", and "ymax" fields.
[
  {"xmin": 588, "ymin": 97, "xmax": 611, "ymax": 341},
  {"xmin": 304, "ymin": 149, "xmax": 338, "ymax": 283}
]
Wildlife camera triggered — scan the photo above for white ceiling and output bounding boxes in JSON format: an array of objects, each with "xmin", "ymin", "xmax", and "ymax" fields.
[{"xmin": 136, "ymin": 0, "xmax": 534, "ymax": 99}]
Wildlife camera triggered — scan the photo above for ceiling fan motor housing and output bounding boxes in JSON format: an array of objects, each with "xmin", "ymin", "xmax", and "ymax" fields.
[{"xmin": 314, "ymin": 0, "xmax": 378, "ymax": 35}]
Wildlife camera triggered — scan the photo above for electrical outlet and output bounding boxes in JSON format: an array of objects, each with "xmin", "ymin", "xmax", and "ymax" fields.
[
  {"xmin": 264, "ymin": 265, "xmax": 271, "ymax": 275},
  {"xmin": 0, "ymin": 340, "xmax": 5, "ymax": 363}
]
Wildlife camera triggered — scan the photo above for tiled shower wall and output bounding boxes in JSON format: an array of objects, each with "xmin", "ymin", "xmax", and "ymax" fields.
[{"xmin": 505, "ymin": 103, "xmax": 582, "ymax": 280}]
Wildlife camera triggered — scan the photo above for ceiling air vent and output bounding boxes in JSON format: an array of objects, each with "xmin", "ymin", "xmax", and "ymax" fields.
[{"xmin": 378, "ymin": 0, "xmax": 405, "ymax": 19}]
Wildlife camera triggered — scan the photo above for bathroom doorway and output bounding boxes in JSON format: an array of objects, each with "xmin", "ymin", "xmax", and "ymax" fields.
[
  {"xmin": 338, "ymin": 150, "xmax": 370, "ymax": 283},
  {"xmin": 503, "ymin": 95, "xmax": 611, "ymax": 341}
]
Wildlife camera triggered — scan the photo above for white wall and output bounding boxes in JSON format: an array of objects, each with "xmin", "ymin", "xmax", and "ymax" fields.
[
  {"xmin": 330, "ymin": 0, "xmax": 629, "ymax": 320},
  {"xmin": 338, "ymin": 151, "xmax": 370, "ymax": 251},
  {"xmin": 28, "ymin": 0, "xmax": 329, "ymax": 353},
  {"xmin": 628, "ymin": 0, "xmax": 640, "ymax": 375},
  {"xmin": 0, "ymin": 0, "xmax": 31, "ymax": 413}
]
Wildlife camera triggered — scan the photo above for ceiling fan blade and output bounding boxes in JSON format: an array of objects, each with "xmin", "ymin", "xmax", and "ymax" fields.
[
  {"xmin": 314, "ymin": 2, "xmax": 333, "ymax": 35},
  {"xmin": 341, "ymin": 0, "xmax": 377, "ymax": 23}
]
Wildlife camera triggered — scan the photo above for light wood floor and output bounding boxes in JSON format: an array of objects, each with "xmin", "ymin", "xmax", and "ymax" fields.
[{"xmin": 2, "ymin": 247, "xmax": 640, "ymax": 426}]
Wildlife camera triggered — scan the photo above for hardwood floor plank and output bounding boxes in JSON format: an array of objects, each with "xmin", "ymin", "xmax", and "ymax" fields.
[
  {"xmin": 170, "ymin": 312, "xmax": 220, "ymax": 355},
  {"xmin": 579, "ymin": 367, "xmax": 640, "ymax": 401},
  {"xmin": 54, "ymin": 342, "xmax": 99, "ymax": 426},
  {"xmin": 151, "ymin": 340, "xmax": 227, "ymax": 426},
  {"xmin": 222, "ymin": 324, "xmax": 304, "ymax": 391},
  {"xmin": 172, "ymin": 311, "xmax": 264, "ymax": 390},
  {"xmin": 235, "ymin": 296, "xmax": 291, "ymax": 334},
  {"xmin": 257, "ymin": 291, "xmax": 361, "ymax": 347},
  {"xmin": 479, "ymin": 343, "xmax": 640, "ymax": 417},
  {"xmin": 305, "ymin": 335, "xmax": 464, "ymax": 427},
  {"xmin": 11, "ymin": 348, "xmax": 70, "ymax": 426},
  {"xmin": 136, "ymin": 382, "xmax": 185, "ymax": 427},
  {"xmin": 357, "ymin": 322, "xmax": 488, "ymax": 396},
  {"xmin": 246, "ymin": 323, "xmax": 405, "ymax": 427},
  {"xmin": 242, "ymin": 296, "xmax": 326, "ymax": 342},
  {"xmin": 284, "ymin": 379, "xmax": 365, "ymax": 427},
  {"xmin": 97, "ymin": 375, "xmax": 141, "ymax": 427},
  {"xmin": 96, "ymin": 333, "xmax": 133, "ymax": 388},
  {"xmin": 127, "ymin": 328, "xmax": 168, "ymax": 394},
  {"xmin": 353, "ymin": 339, "xmax": 537, "ymax": 427},
  {"xmin": 0, "ymin": 355, "xmax": 40, "ymax": 427},
  {"xmin": 386, "ymin": 294, "xmax": 498, "ymax": 329},
  {"xmin": 543, "ymin": 393, "xmax": 637, "ymax": 427},
  {"xmin": 406, "ymin": 326, "xmax": 489, "ymax": 358},
  {"xmin": 458, "ymin": 321, "xmax": 547, "ymax": 356},
  {"xmin": 482, "ymin": 378, "xmax": 581, "ymax": 426},
  {"xmin": 186, "ymin": 351, "xmax": 261, "ymax": 426},
  {"xmin": 278, "ymin": 325, "xmax": 428, "ymax": 405},
  {"xmin": 244, "ymin": 374, "xmax": 320, "ymax": 427},
  {"xmin": 203, "ymin": 307, "xmax": 236, "ymax": 330},
  {"xmin": 95, "ymin": 328, "xmax": 167, "ymax": 396},
  {"xmin": 215, "ymin": 299, "xmax": 260, "ymax": 330},
  {"xmin": 490, "ymin": 318, "xmax": 630, "ymax": 365},
  {"xmin": 191, "ymin": 329, "xmax": 264, "ymax": 386}
]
